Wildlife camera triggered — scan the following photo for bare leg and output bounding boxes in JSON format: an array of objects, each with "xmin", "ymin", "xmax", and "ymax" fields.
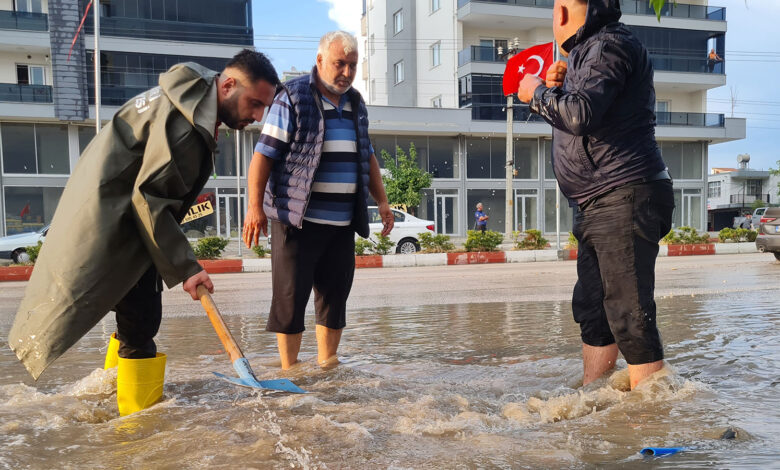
[
  {"xmin": 627, "ymin": 360, "xmax": 664, "ymax": 390},
  {"xmin": 276, "ymin": 332, "xmax": 302, "ymax": 370},
  {"xmin": 316, "ymin": 325, "xmax": 342, "ymax": 367},
  {"xmin": 582, "ymin": 343, "xmax": 618, "ymax": 386}
]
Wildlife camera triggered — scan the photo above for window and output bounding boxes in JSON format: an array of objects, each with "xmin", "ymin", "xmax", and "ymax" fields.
[
  {"xmin": 370, "ymin": 79, "xmax": 376, "ymax": 102},
  {"xmin": 393, "ymin": 9, "xmax": 403, "ymax": 34},
  {"xmin": 745, "ymin": 179, "xmax": 763, "ymax": 197},
  {"xmin": 659, "ymin": 141, "xmax": 702, "ymax": 180},
  {"xmin": 431, "ymin": 96, "xmax": 442, "ymax": 108},
  {"xmin": 15, "ymin": 0, "xmax": 43, "ymax": 13},
  {"xmin": 656, "ymin": 100, "xmax": 670, "ymax": 113},
  {"xmin": 394, "ymin": 60, "xmax": 404, "ymax": 84},
  {"xmin": 513, "ymin": 138, "xmax": 539, "ymax": 179},
  {"xmin": 544, "ymin": 188, "xmax": 574, "ymax": 234},
  {"xmin": 707, "ymin": 181, "xmax": 721, "ymax": 198},
  {"xmin": 431, "ymin": 42, "xmax": 441, "ymax": 67},
  {"xmin": 1, "ymin": 123, "xmax": 69, "ymax": 175},
  {"xmin": 431, "ymin": 0, "xmax": 440, "ymax": 13},
  {"xmin": 467, "ymin": 189, "xmax": 505, "ymax": 234},
  {"xmin": 370, "ymin": 34, "xmax": 375, "ymax": 54},
  {"xmin": 16, "ymin": 64, "xmax": 46, "ymax": 85},
  {"xmin": 428, "ymin": 136, "xmax": 458, "ymax": 178}
]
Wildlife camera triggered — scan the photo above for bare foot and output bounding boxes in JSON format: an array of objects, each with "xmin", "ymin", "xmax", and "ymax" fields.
[{"xmin": 317, "ymin": 355, "xmax": 340, "ymax": 370}]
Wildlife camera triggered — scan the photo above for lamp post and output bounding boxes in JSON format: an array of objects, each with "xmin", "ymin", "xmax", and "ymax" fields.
[{"xmin": 501, "ymin": 38, "xmax": 521, "ymax": 238}]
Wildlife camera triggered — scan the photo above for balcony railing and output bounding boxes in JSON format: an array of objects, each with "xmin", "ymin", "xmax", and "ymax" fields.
[
  {"xmin": 0, "ymin": 9, "xmax": 48, "ymax": 31},
  {"xmin": 458, "ymin": 47, "xmax": 726, "ymax": 74},
  {"xmin": 457, "ymin": 0, "xmax": 725, "ymax": 20},
  {"xmin": 88, "ymin": 85, "xmax": 149, "ymax": 106},
  {"xmin": 466, "ymin": 105, "xmax": 725, "ymax": 127},
  {"xmin": 652, "ymin": 54, "xmax": 725, "ymax": 74},
  {"xmin": 458, "ymin": 45, "xmax": 502, "ymax": 67},
  {"xmin": 84, "ymin": 17, "xmax": 252, "ymax": 45},
  {"xmin": 457, "ymin": 0, "xmax": 553, "ymax": 8},
  {"xmin": 730, "ymin": 194, "xmax": 770, "ymax": 205},
  {"xmin": 0, "ymin": 83, "xmax": 52, "ymax": 103},
  {"xmin": 656, "ymin": 112, "xmax": 724, "ymax": 127},
  {"xmin": 621, "ymin": 0, "xmax": 725, "ymax": 20}
]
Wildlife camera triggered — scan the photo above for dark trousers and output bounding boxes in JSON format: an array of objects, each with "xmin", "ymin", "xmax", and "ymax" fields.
[
  {"xmin": 113, "ymin": 266, "xmax": 163, "ymax": 359},
  {"xmin": 571, "ymin": 179, "xmax": 674, "ymax": 365}
]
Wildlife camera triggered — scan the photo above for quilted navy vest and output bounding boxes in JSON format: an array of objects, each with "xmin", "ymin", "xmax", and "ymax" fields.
[{"xmin": 263, "ymin": 68, "xmax": 371, "ymax": 238}]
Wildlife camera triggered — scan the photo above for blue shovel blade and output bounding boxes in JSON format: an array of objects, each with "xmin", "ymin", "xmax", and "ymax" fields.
[
  {"xmin": 213, "ymin": 372, "xmax": 307, "ymax": 393},
  {"xmin": 213, "ymin": 357, "xmax": 306, "ymax": 394}
]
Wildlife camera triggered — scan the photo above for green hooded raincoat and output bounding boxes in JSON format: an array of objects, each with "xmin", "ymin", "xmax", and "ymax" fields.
[{"xmin": 9, "ymin": 63, "xmax": 219, "ymax": 379}]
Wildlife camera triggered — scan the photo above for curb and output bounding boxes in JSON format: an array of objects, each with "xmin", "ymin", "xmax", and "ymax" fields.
[{"xmin": 0, "ymin": 243, "xmax": 762, "ymax": 282}]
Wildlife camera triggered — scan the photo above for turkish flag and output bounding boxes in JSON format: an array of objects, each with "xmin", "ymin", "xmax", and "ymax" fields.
[{"xmin": 502, "ymin": 42, "xmax": 554, "ymax": 96}]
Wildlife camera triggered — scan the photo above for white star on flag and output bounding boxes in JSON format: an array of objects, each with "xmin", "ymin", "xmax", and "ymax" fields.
[{"xmin": 518, "ymin": 65, "xmax": 525, "ymax": 73}]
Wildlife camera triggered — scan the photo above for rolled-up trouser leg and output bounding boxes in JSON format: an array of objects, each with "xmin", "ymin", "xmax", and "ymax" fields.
[{"xmin": 113, "ymin": 266, "xmax": 163, "ymax": 359}]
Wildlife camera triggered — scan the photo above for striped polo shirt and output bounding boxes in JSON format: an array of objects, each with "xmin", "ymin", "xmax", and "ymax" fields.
[{"xmin": 256, "ymin": 90, "xmax": 372, "ymax": 226}]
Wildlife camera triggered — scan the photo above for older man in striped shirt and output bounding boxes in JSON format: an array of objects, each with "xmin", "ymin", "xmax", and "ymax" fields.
[{"xmin": 243, "ymin": 31, "xmax": 393, "ymax": 370}]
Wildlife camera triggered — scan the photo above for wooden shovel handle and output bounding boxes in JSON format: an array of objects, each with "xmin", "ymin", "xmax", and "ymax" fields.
[{"xmin": 197, "ymin": 285, "xmax": 244, "ymax": 363}]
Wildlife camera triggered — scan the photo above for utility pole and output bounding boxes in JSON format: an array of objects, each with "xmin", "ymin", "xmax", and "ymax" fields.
[
  {"xmin": 502, "ymin": 38, "xmax": 521, "ymax": 238},
  {"xmin": 93, "ymin": 0, "xmax": 101, "ymax": 133}
]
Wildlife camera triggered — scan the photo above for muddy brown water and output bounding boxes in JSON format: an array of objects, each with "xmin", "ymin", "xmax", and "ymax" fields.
[{"xmin": 1, "ymin": 292, "xmax": 778, "ymax": 469}]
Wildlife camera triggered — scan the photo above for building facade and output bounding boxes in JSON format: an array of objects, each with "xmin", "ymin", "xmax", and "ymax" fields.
[
  {"xmin": 0, "ymin": 0, "xmax": 259, "ymax": 238},
  {"xmin": 360, "ymin": 0, "xmax": 745, "ymax": 237},
  {"xmin": 707, "ymin": 161, "xmax": 780, "ymax": 230}
]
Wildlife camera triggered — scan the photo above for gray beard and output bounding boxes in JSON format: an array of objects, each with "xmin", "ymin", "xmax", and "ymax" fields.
[{"xmin": 322, "ymin": 80, "xmax": 351, "ymax": 96}]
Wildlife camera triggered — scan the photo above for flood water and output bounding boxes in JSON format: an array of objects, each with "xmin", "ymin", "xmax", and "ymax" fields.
[{"xmin": 1, "ymin": 291, "xmax": 778, "ymax": 469}]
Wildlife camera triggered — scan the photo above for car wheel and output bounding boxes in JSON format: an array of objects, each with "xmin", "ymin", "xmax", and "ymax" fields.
[
  {"xmin": 774, "ymin": 252, "xmax": 780, "ymax": 261},
  {"xmin": 396, "ymin": 239, "xmax": 419, "ymax": 254},
  {"xmin": 12, "ymin": 249, "xmax": 30, "ymax": 264}
]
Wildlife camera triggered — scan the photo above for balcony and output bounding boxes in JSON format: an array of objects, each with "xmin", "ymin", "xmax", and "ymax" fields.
[
  {"xmin": 656, "ymin": 112, "xmax": 724, "ymax": 127},
  {"xmin": 0, "ymin": 10, "xmax": 48, "ymax": 31},
  {"xmin": 458, "ymin": 45, "xmax": 501, "ymax": 67},
  {"xmin": 88, "ymin": 85, "xmax": 148, "ymax": 106},
  {"xmin": 83, "ymin": 17, "xmax": 252, "ymax": 45},
  {"xmin": 621, "ymin": 0, "xmax": 725, "ymax": 21},
  {"xmin": 0, "ymin": 83, "xmax": 52, "ymax": 103},
  {"xmin": 730, "ymin": 194, "xmax": 770, "ymax": 205},
  {"xmin": 466, "ymin": 103, "xmax": 547, "ymax": 122}
]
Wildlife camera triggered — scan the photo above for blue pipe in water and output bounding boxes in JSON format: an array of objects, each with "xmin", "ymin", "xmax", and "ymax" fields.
[{"xmin": 640, "ymin": 447, "xmax": 685, "ymax": 457}]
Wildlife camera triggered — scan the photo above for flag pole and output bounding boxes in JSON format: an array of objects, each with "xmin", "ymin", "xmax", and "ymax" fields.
[
  {"xmin": 505, "ymin": 39, "xmax": 519, "ymax": 239},
  {"xmin": 93, "ymin": 0, "xmax": 101, "ymax": 134},
  {"xmin": 554, "ymin": 40, "xmax": 561, "ymax": 250}
]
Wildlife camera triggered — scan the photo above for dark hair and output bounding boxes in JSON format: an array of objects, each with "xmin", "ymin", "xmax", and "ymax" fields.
[{"xmin": 225, "ymin": 49, "xmax": 280, "ymax": 87}]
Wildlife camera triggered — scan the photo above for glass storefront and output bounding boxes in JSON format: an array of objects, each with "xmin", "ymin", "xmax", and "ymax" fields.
[
  {"xmin": 3, "ymin": 186, "xmax": 64, "ymax": 235},
  {"xmin": 467, "ymin": 189, "xmax": 505, "ymax": 233},
  {"xmin": 1, "ymin": 123, "xmax": 69, "ymax": 175}
]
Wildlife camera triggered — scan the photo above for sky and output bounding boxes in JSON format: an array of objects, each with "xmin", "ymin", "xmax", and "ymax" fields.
[{"xmin": 252, "ymin": 0, "xmax": 779, "ymax": 173}]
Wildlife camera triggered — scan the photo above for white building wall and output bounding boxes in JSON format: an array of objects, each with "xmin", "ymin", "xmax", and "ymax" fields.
[
  {"xmin": 0, "ymin": 51, "xmax": 52, "ymax": 84},
  {"xmin": 365, "ymin": 0, "xmax": 389, "ymax": 105},
  {"xmin": 414, "ymin": 0, "xmax": 457, "ymax": 108}
]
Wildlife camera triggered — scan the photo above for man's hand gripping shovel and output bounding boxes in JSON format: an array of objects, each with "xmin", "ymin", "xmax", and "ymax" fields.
[{"xmin": 197, "ymin": 285, "xmax": 306, "ymax": 393}]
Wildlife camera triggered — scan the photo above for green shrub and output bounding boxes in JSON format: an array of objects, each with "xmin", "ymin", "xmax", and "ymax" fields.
[
  {"xmin": 512, "ymin": 229, "xmax": 548, "ymax": 250},
  {"xmin": 662, "ymin": 226, "xmax": 710, "ymax": 245},
  {"xmin": 718, "ymin": 227, "xmax": 734, "ymax": 242},
  {"xmin": 464, "ymin": 230, "xmax": 504, "ymax": 252},
  {"xmin": 192, "ymin": 237, "xmax": 229, "ymax": 259},
  {"xmin": 25, "ymin": 241, "xmax": 43, "ymax": 264},
  {"xmin": 718, "ymin": 227, "xmax": 757, "ymax": 243},
  {"xmin": 371, "ymin": 232, "xmax": 394, "ymax": 255},
  {"xmin": 252, "ymin": 244, "xmax": 268, "ymax": 257},
  {"xmin": 418, "ymin": 232, "xmax": 455, "ymax": 253},
  {"xmin": 355, "ymin": 237, "xmax": 373, "ymax": 255}
]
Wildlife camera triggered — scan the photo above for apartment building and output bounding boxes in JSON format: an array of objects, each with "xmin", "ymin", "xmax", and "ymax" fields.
[
  {"xmin": 0, "ymin": 0, "xmax": 258, "ymax": 238},
  {"xmin": 360, "ymin": 0, "xmax": 745, "ymax": 236}
]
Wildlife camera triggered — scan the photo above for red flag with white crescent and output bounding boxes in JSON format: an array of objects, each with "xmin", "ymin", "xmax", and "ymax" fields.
[{"xmin": 502, "ymin": 42, "xmax": 554, "ymax": 96}]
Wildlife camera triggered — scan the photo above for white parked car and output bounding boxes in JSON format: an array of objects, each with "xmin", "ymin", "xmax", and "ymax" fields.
[
  {"xmin": 0, "ymin": 225, "xmax": 48, "ymax": 263},
  {"xmin": 365, "ymin": 206, "xmax": 434, "ymax": 254}
]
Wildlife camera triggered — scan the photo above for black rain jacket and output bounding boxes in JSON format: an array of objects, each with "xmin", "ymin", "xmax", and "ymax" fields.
[{"xmin": 529, "ymin": 0, "xmax": 666, "ymax": 204}]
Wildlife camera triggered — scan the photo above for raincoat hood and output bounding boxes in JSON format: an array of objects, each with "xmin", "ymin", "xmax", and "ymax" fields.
[
  {"xmin": 561, "ymin": 0, "xmax": 622, "ymax": 54},
  {"xmin": 159, "ymin": 62, "xmax": 219, "ymax": 150}
]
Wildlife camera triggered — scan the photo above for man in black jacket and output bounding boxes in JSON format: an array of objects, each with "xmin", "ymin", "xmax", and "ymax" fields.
[{"xmin": 517, "ymin": 0, "xmax": 675, "ymax": 390}]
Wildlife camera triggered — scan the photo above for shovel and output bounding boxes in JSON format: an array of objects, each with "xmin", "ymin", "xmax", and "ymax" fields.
[{"xmin": 197, "ymin": 285, "xmax": 306, "ymax": 393}]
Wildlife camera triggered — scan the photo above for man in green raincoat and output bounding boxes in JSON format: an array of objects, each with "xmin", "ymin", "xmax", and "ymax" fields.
[{"xmin": 8, "ymin": 49, "xmax": 279, "ymax": 415}]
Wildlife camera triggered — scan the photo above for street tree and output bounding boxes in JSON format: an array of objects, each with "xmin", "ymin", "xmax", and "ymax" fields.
[{"xmin": 379, "ymin": 143, "xmax": 432, "ymax": 216}]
